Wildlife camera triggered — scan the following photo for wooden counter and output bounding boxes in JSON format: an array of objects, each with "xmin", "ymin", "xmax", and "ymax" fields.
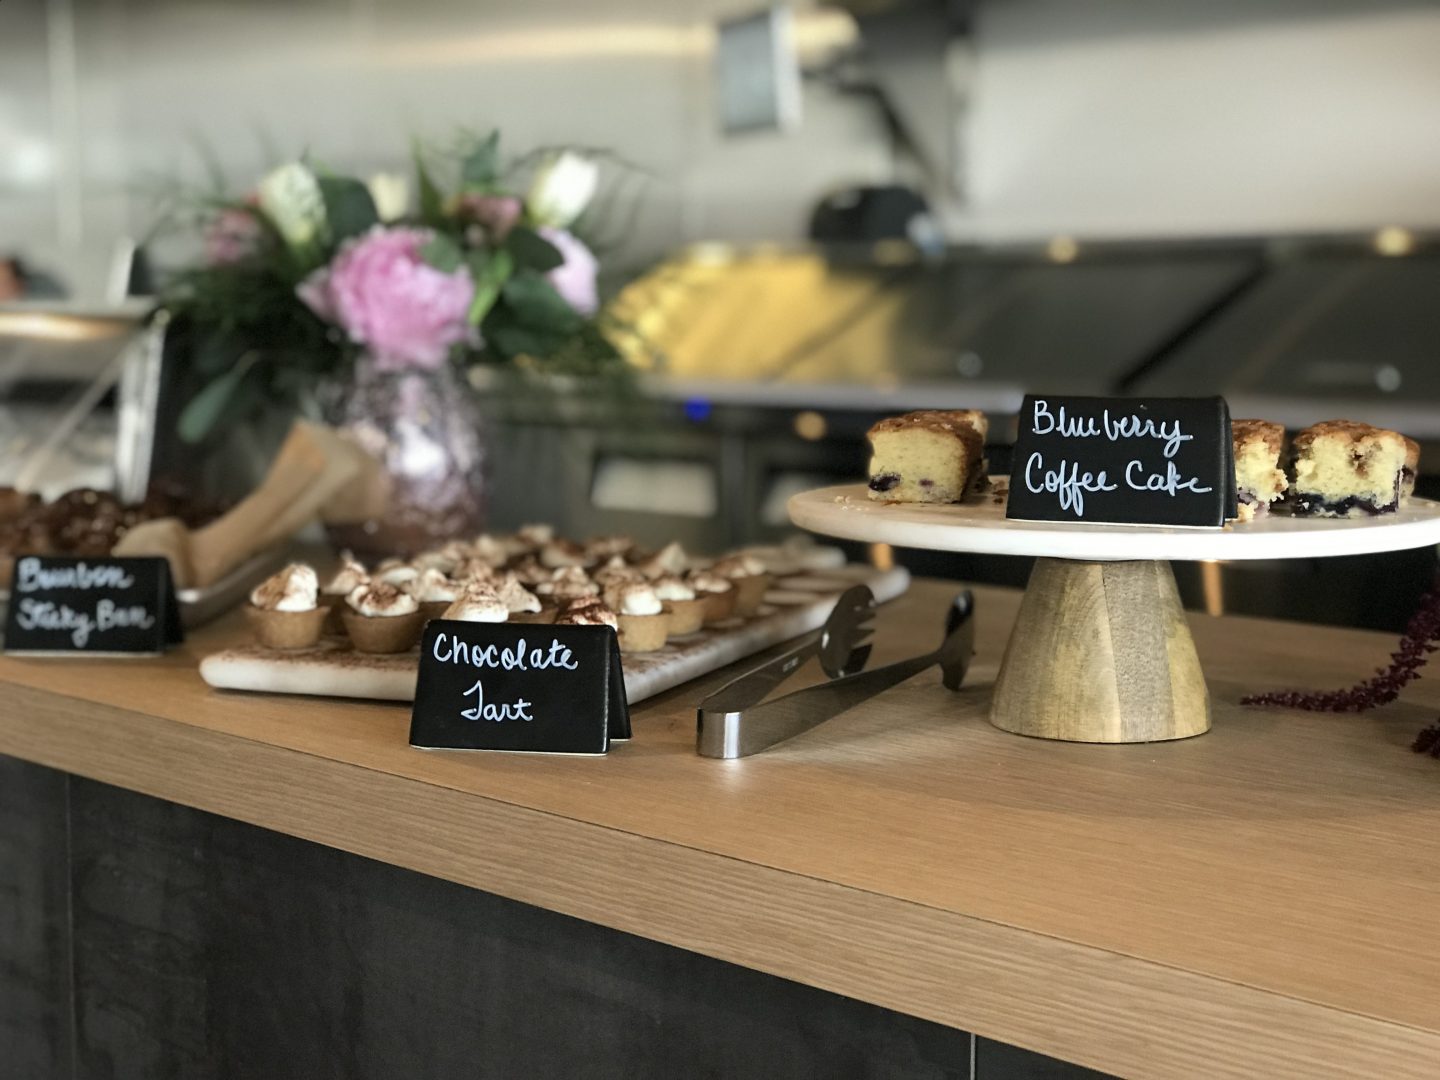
[{"xmin": 1, "ymin": 579, "xmax": 1439, "ymax": 1079}]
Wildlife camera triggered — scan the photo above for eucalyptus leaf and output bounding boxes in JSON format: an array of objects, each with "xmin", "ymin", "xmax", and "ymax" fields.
[
  {"xmin": 466, "ymin": 249, "xmax": 492, "ymax": 278},
  {"xmin": 420, "ymin": 233, "xmax": 464, "ymax": 273},
  {"xmin": 460, "ymin": 130, "xmax": 501, "ymax": 190},
  {"xmin": 502, "ymin": 270, "xmax": 580, "ymax": 331},
  {"xmin": 178, "ymin": 362, "xmax": 255, "ymax": 444},
  {"xmin": 468, "ymin": 249, "xmax": 513, "ymax": 326},
  {"xmin": 193, "ymin": 332, "xmax": 240, "ymax": 376},
  {"xmin": 505, "ymin": 225, "xmax": 565, "ymax": 272},
  {"xmin": 485, "ymin": 320, "xmax": 566, "ymax": 360},
  {"xmin": 317, "ymin": 175, "xmax": 379, "ymax": 242},
  {"xmin": 414, "ymin": 141, "xmax": 445, "ymax": 225}
]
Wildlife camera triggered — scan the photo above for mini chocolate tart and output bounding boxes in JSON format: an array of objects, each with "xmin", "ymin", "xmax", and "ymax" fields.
[
  {"xmin": 700, "ymin": 587, "xmax": 737, "ymax": 625},
  {"xmin": 341, "ymin": 609, "xmax": 425, "ymax": 654},
  {"xmin": 618, "ymin": 612, "xmax": 669, "ymax": 652},
  {"xmin": 730, "ymin": 573, "xmax": 773, "ymax": 617},
  {"xmin": 245, "ymin": 604, "xmax": 328, "ymax": 651},
  {"xmin": 662, "ymin": 597, "xmax": 707, "ymax": 636}
]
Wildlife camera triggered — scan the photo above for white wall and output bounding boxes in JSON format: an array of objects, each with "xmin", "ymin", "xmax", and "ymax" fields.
[
  {"xmin": 0, "ymin": 0, "xmax": 890, "ymax": 302},
  {"xmin": 9, "ymin": 0, "xmax": 1440, "ymax": 298},
  {"xmin": 964, "ymin": 0, "xmax": 1440, "ymax": 240}
]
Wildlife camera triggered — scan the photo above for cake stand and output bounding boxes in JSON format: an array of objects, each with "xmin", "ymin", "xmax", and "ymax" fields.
[{"xmin": 789, "ymin": 485, "xmax": 1440, "ymax": 743}]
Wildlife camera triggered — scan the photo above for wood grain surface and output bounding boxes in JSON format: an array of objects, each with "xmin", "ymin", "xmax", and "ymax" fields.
[
  {"xmin": 3, "ymin": 580, "xmax": 1440, "ymax": 1078},
  {"xmin": 991, "ymin": 559, "xmax": 1210, "ymax": 742}
]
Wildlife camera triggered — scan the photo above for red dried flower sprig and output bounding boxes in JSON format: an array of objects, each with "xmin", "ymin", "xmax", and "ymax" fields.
[{"xmin": 1239, "ymin": 584, "xmax": 1440, "ymax": 755}]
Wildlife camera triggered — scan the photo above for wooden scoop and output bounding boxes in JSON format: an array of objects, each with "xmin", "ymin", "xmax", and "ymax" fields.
[{"xmin": 114, "ymin": 421, "xmax": 378, "ymax": 588}]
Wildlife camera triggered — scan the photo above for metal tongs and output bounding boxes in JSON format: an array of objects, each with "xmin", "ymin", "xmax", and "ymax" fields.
[{"xmin": 697, "ymin": 585, "xmax": 976, "ymax": 758}]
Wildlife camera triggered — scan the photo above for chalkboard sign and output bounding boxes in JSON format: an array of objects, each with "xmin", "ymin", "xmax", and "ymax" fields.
[
  {"xmin": 3, "ymin": 556, "xmax": 183, "ymax": 655},
  {"xmin": 1006, "ymin": 395, "xmax": 1236, "ymax": 528},
  {"xmin": 409, "ymin": 621, "xmax": 631, "ymax": 755}
]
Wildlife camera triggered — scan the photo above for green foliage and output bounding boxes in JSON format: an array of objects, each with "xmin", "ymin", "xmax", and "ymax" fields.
[
  {"xmin": 460, "ymin": 130, "xmax": 501, "ymax": 191},
  {"xmin": 505, "ymin": 225, "xmax": 565, "ymax": 272},
  {"xmin": 420, "ymin": 232, "xmax": 464, "ymax": 273},
  {"xmin": 413, "ymin": 141, "xmax": 446, "ymax": 226},
  {"xmin": 317, "ymin": 175, "xmax": 379, "ymax": 241},
  {"xmin": 502, "ymin": 270, "xmax": 580, "ymax": 332},
  {"xmin": 474, "ymin": 269, "xmax": 584, "ymax": 362},
  {"xmin": 178, "ymin": 360, "xmax": 254, "ymax": 443},
  {"xmin": 467, "ymin": 249, "xmax": 513, "ymax": 326}
]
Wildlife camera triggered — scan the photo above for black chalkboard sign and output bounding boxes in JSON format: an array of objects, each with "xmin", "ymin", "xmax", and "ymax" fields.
[
  {"xmin": 1006, "ymin": 395, "xmax": 1236, "ymax": 528},
  {"xmin": 409, "ymin": 621, "xmax": 631, "ymax": 755},
  {"xmin": 3, "ymin": 556, "xmax": 183, "ymax": 655}
]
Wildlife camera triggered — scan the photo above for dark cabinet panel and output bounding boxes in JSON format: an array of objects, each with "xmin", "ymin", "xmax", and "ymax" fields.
[
  {"xmin": 0, "ymin": 761, "xmax": 1123, "ymax": 1079},
  {"xmin": 66, "ymin": 775, "xmax": 973, "ymax": 1080},
  {"xmin": 0, "ymin": 756, "xmax": 72, "ymax": 1080}
]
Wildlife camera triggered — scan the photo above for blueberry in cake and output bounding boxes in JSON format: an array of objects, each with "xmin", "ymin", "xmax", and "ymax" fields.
[
  {"xmin": 866, "ymin": 410, "xmax": 988, "ymax": 503},
  {"xmin": 1289, "ymin": 420, "xmax": 1418, "ymax": 517},
  {"xmin": 1231, "ymin": 419, "xmax": 1287, "ymax": 522}
]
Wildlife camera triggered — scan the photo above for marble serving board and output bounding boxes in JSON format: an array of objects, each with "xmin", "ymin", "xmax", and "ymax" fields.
[{"xmin": 200, "ymin": 564, "xmax": 911, "ymax": 705}]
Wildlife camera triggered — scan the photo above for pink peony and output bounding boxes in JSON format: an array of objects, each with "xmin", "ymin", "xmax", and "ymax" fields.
[
  {"xmin": 539, "ymin": 226, "xmax": 598, "ymax": 316},
  {"xmin": 298, "ymin": 226, "xmax": 474, "ymax": 371},
  {"xmin": 203, "ymin": 207, "xmax": 262, "ymax": 266}
]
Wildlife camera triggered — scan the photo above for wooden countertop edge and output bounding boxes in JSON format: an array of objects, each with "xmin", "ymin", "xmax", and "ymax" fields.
[{"xmin": 4, "ymin": 682, "xmax": 1438, "ymax": 1079}]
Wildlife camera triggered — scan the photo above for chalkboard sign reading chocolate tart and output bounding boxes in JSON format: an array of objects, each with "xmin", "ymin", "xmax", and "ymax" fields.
[{"xmin": 410, "ymin": 621, "xmax": 630, "ymax": 755}]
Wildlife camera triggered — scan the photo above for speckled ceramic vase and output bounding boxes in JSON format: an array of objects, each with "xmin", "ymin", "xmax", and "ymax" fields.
[{"xmin": 319, "ymin": 355, "xmax": 488, "ymax": 560}]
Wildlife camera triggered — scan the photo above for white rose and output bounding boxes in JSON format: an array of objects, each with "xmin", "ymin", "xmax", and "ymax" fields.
[
  {"xmin": 256, "ymin": 162, "xmax": 324, "ymax": 250},
  {"xmin": 526, "ymin": 151, "xmax": 598, "ymax": 229},
  {"xmin": 367, "ymin": 172, "xmax": 410, "ymax": 223}
]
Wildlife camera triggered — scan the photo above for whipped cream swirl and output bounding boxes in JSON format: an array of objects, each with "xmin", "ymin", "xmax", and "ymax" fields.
[
  {"xmin": 322, "ymin": 554, "xmax": 368, "ymax": 597},
  {"xmin": 441, "ymin": 583, "xmax": 509, "ymax": 623},
  {"xmin": 603, "ymin": 581, "xmax": 663, "ymax": 616},
  {"xmin": 251, "ymin": 563, "xmax": 319, "ymax": 612},
  {"xmin": 346, "ymin": 582, "xmax": 419, "ymax": 617}
]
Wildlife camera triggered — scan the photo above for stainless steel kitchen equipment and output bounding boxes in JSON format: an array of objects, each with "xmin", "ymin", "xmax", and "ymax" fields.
[
  {"xmin": 0, "ymin": 302, "xmax": 164, "ymax": 501},
  {"xmin": 488, "ymin": 236, "xmax": 1440, "ymax": 631}
]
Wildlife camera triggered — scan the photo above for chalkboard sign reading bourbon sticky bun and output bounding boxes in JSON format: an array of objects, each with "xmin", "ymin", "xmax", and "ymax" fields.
[
  {"xmin": 1006, "ymin": 396, "xmax": 1236, "ymax": 527},
  {"xmin": 3, "ymin": 556, "xmax": 183, "ymax": 654},
  {"xmin": 409, "ymin": 621, "xmax": 630, "ymax": 755}
]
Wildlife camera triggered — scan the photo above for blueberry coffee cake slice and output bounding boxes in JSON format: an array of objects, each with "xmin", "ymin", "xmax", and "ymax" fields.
[
  {"xmin": 1231, "ymin": 419, "xmax": 1287, "ymax": 522},
  {"xmin": 1289, "ymin": 420, "xmax": 1418, "ymax": 517},
  {"xmin": 1402, "ymin": 436, "xmax": 1420, "ymax": 499},
  {"xmin": 867, "ymin": 410, "xmax": 988, "ymax": 503}
]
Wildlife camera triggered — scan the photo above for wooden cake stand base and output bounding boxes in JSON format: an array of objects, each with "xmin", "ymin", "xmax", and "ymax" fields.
[{"xmin": 990, "ymin": 559, "xmax": 1209, "ymax": 743}]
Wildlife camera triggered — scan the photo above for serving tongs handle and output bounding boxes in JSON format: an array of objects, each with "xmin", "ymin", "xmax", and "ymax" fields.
[
  {"xmin": 697, "ymin": 591, "xmax": 975, "ymax": 759},
  {"xmin": 698, "ymin": 628, "xmax": 824, "ymax": 714}
]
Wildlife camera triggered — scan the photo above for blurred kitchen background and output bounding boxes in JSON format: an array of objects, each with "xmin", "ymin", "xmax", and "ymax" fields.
[{"xmin": 4, "ymin": 0, "xmax": 1440, "ymax": 628}]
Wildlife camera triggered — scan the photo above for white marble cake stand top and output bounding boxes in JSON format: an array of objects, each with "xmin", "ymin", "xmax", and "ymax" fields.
[{"xmin": 788, "ymin": 485, "xmax": 1440, "ymax": 563}]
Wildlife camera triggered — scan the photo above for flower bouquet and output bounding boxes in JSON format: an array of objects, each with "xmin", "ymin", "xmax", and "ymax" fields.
[
  {"xmin": 166, "ymin": 131, "xmax": 625, "ymax": 447},
  {"xmin": 160, "ymin": 132, "xmax": 629, "ymax": 553}
]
